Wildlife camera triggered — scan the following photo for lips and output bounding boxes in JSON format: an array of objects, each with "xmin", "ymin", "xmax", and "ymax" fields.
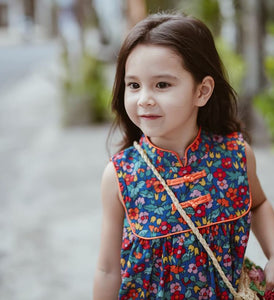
[{"xmin": 139, "ymin": 114, "xmax": 161, "ymax": 120}]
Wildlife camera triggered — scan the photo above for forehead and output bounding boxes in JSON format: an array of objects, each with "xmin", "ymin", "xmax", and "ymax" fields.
[{"xmin": 125, "ymin": 44, "xmax": 184, "ymax": 74}]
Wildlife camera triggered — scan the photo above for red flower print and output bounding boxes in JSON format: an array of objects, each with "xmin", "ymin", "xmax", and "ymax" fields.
[
  {"xmin": 146, "ymin": 177, "xmax": 157, "ymax": 188},
  {"xmin": 232, "ymin": 196, "xmax": 244, "ymax": 209},
  {"xmin": 235, "ymin": 245, "xmax": 245, "ymax": 258},
  {"xmin": 171, "ymin": 291, "xmax": 184, "ymax": 300},
  {"xmin": 211, "ymin": 225, "xmax": 219, "ymax": 237},
  {"xmin": 218, "ymin": 290, "xmax": 229, "ymax": 300},
  {"xmin": 140, "ymin": 239, "xmax": 151, "ymax": 250},
  {"xmin": 213, "ymin": 168, "xmax": 226, "ymax": 181},
  {"xmin": 179, "ymin": 165, "xmax": 192, "ymax": 176},
  {"xmin": 143, "ymin": 279, "xmax": 150, "ymax": 290},
  {"xmin": 238, "ymin": 185, "xmax": 248, "ymax": 195},
  {"xmin": 227, "ymin": 140, "xmax": 238, "ymax": 151},
  {"xmin": 128, "ymin": 288, "xmax": 138, "ymax": 300},
  {"xmin": 122, "ymin": 238, "xmax": 131, "ymax": 250},
  {"xmin": 124, "ymin": 196, "xmax": 131, "ymax": 203},
  {"xmin": 174, "ymin": 246, "xmax": 186, "ymax": 259},
  {"xmin": 159, "ymin": 221, "xmax": 172, "ymax": 235},
  {"xmin": 165, "ymin": 240, "xmax": 173, "ymax": 254},
  {"xmin": 153, "ymin": 181, "xmax": 165, "ymax": 193},
  {"xmin": 163, "ymin": 265, "xmax": 172, "ymax": 282},
  {"xmin": 195, "ymin": 205, "xmax": 206, "ymax": 217},
  {"xmin": 122, "ymin": 271, "xmax": 130, "ymax": 278},
  {"xmin": 217, "ymin": 212, "xmax": 227, "ymax": 222},
  {"xmin": 156, "ymin": 149, "xmax": 164, "ymax": 157},
  {"xmin": 133, "ymin": 263, "xmax": 145, "ymax": 273},
  {"xmin": 196, "ymin": 252, "xmax": 207, "ymax": 267},
  {"xmin": 154, "ymin": 247, "xmax": 163, "ymax": 257},
  {"xmin": 221, "ymin": 157, "xmax": 232, "ymax": 169},
  {"xmin": 124, "ymin": 174, "xmax": 135, "ymax": 185},
  {"xmin": 121, "ymin": 288, "xmax": 138, "ymax": 300},
  {"xmin": 119, "ymin": 182, "xmax": 124, "ymax": 192},
  {"xmin": 128, "ymin": 207, "xmax": 139, "ymax": 220}
]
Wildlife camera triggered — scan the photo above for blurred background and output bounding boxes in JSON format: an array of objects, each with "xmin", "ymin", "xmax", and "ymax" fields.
[{"xmin": 0, "ymin": 0, "xmax": 273, "ymax": 299}]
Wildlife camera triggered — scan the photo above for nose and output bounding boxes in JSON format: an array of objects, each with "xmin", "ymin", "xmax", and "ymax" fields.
[{"xmin": 137, "ymin": 89, "xmax": 156, "ymax": 107}]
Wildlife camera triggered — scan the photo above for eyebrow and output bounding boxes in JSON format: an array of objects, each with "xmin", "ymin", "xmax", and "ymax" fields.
[{"xmin": 124, "ymin": 74, "xmax": 178, "ymax": 81}]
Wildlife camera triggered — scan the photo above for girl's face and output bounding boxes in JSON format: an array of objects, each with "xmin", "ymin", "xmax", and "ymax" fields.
[{"xmin": 124, "ymin": 44, "xmax": 202, "ymax": 148}]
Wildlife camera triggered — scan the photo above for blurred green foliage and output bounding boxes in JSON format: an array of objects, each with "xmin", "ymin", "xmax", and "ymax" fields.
[
  {"xmin": 176, "ymin": 0, "xmax": 221, "ymax": 36},
  {"xmin": 61, "ymin": 49, "xmax": 111, "ymax": 125},
  {"xmin": 146, "ymin": 0, "xmax": 178, "ymax": 13},
  {"xmin": 266, "ymin": 21, "xmax": 274, "ymax": 36},
  {"xmin": 215, "ymin": 38, "xmax": 245, "ymax": 93},
  {"xmin": 78, "ymin": 52, "xmax": 111, "ymax": 123},
  {"xmin": 254, "ymin": 56, "xmax": 274, "ymax": 141}
]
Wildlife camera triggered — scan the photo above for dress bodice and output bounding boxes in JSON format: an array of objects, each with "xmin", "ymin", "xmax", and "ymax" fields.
[{"xmin": 112, "ymin": 129, "xmax": 251, "ymax": 299}]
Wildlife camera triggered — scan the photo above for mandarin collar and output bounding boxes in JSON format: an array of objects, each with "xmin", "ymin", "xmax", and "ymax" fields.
[{"xmin": 138, "ymin": 128, "xmax": 210, "ymax": 168}]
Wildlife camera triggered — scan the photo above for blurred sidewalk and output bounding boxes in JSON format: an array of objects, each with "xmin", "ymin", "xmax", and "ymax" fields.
[
  {"xmin": 0, "ymin": 45, "xmax": 273, "ymax": 299},
  {"xmin": 0, "ymin": 52, "xmax": 110, "ymax": 299}
]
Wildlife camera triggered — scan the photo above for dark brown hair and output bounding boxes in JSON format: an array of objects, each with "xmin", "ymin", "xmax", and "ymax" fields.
[{"xmin": 109, "ymin": 12, "xmax": 244, "ymax": 151}]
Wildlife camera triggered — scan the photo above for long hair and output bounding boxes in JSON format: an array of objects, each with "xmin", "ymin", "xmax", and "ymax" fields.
[{"xmin": 109, "ymin": 12, "xmax": 244, "ymax": 151}]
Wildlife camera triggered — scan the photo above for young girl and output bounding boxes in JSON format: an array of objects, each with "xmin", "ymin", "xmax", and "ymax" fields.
[{"xmin": 93, "ymin": 12, "xmax": 274, "ymax": 299}]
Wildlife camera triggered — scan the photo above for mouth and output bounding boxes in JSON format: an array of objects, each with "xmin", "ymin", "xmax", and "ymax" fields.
[{"xmin": 139, "ymin": 114, "xmax": 161, "ymax": 120}]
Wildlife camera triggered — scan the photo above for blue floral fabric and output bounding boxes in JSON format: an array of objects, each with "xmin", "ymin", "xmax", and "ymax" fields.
[{"xmin": 112, "ymin": 129, "xmax": 251, "ymax": 299}]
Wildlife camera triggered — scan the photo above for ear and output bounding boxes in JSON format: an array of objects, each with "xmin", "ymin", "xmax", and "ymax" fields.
[{"xmin": 195, "ymin": 76, "xmax": 215, "ymax": 107}]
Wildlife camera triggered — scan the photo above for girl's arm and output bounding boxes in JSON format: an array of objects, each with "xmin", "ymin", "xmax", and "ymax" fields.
[
  {"xmin": 93, "ymin": 162, "xmax": 124, "ymax": 299},
  {"xmin": 246, "ymin": 142, "xmax": 274, "ymax": 291}
]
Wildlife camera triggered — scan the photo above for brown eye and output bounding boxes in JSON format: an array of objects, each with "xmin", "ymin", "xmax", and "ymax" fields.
[
  {"xmin": 128, "ymin": 82, "xmax": 140, "ymax": 89},
  {"xmin": 156, "ymin": 82, "xmax": 170, "ymax": 89}
]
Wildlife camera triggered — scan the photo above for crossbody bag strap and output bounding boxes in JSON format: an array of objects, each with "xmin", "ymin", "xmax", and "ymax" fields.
[{"xmin": 134, "ymin": 141, "xmax": 251, "ymax": 300}]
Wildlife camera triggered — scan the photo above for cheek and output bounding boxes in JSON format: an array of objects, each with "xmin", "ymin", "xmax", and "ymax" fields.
[{"xmin": 124, "ymin": 95, "xmax": 137, "ymax": 119}]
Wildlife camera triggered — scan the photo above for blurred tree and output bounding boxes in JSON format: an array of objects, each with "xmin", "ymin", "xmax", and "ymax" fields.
[
  {"xmin": 127, "ymin": 0, "xmax": 147, "ymax": 29},
  {"xmin": 234, "ymin": 0, "xmax": 268, "ymax": 140},
  {"xmin": 145, "ymin": 0, "xmax": 178, "ymax": 13},
  {"xmin": 195, "ymin": 0, "xmax": 221, "ymax": 36},
  {"xmin": 176, "ymin": 0, "xmax": 221, "ymax": 36},
  {"xmin": 59, "ymin": 0, "xmax": 112, "ymax": 125}
]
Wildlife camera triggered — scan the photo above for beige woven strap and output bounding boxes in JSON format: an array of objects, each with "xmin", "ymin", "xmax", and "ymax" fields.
[{"xmin": 134, "ymin": 141, "xmax": 255, "ymax": 300}]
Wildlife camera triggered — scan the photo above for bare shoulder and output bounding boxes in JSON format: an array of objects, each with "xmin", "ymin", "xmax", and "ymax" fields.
[
  {"xmin": 102, "ymin": 161, "xmax": 118, "ymax": 188},
  {"xmin": 244, "ymin": 141, "xmax": 267, "ymax": 209},
  {"xmin": 101, "ymin": 161, "xmax": 123, "ymax": 212},
  {"xmin": 244, "ymin": 141, "xmax": 256, "ymax": 172}
]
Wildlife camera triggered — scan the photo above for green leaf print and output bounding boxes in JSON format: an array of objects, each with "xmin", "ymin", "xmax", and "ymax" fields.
[
  {"xmin": 154, "ymin": 207, "xmax": 165, "ymax": 215},
  {"xmin": 138, "ymin": 229, "xmax": 149, "ymax": 236},
  {"xmin": 238, "ymin": 175, "xmax": 245, "ymax": 185},
  {"xmin": 185, "ymin": 289, "xmax": 192, "ymax": 298},
  {"xmin": 226, "ymin": 171, "xmax": 241, "ymax": 181},
  {"xmin": 129, "ymin": 181, "xmax": 145, "ymax": 197},
  {"xmin": 144, "ymin": 204, "xmax": 157, "ymax": 212}
]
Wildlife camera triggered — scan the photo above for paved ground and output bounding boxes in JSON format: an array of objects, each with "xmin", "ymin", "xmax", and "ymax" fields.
[{"xmin": 0, "ymin": 48, "xmax": 273, "ymax": 299}]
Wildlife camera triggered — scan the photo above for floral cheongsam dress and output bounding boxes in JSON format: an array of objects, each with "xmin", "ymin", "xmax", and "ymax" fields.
[{"xmin": 111, "ymin": 128, "xmax": 251, "ymax": 300}]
